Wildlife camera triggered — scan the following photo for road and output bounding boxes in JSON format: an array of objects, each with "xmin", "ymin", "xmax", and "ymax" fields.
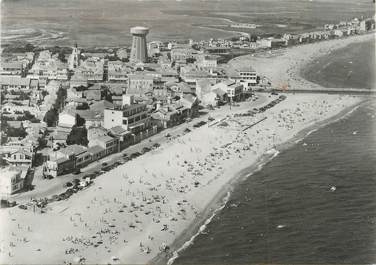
[{"xmin": 11, "ymin": 93, "xmax": 270, "ymax": 203}]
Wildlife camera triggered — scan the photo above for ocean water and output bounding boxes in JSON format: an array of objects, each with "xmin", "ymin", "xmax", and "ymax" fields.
[
  {"xmin": 1, "ymin": 0, "xmax": 374, "ymax": 47},
  {"xmin": 302, "ymin": 39, "xmax": 376, "ymax": 90},
  {"xmin": 174, "ymin": 43, "xmax": 376, "ymax": 263}
]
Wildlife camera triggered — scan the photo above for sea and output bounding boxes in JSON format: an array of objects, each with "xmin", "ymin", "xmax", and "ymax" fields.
[
  {"xmin": 1, "ymin": 0, "xmax": 374, "ymax": 47},
  {"xmin": 173, "ymin": 41, "xmax": 376, "ymax": 263}
]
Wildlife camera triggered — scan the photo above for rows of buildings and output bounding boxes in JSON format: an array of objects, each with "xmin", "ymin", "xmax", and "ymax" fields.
[{"xmin": 1, "ymin": 14, "xmax": 375, "ymax": 197}]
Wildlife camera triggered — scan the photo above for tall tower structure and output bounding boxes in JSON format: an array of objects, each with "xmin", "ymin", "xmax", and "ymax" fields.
[
  {"xmin": 130, "ymin": 26, "xmax": 149, "ymax": 63},
  {"xmin": 69, "ymin": 43, "xmax": 80, "ymax": 70}
]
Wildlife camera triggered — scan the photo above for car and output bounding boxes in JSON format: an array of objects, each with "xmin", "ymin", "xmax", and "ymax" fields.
[
  {"xmin": 153, "ymin": 143, "xmax": 160, "ymax": 148},
  {"xmin": 165, "ymin": 133, "xmax": 171, "ymax": 138},
  {"xmin": 65, "ymin": 181, "xmax": 73, "ymax": 188},
  {"xmin": 18, "ymin": 205, "xmax": 27, "ymax": 210},
  {"xmin": 184, "ymin": 128, "xmax": 191, "ymax": 133},
  {"xmin": 208, "ymin": 117, "xmax": 215, "ymax": 121},
  {"xmin": 101, "ymin": 162, "xmax": 108, "ymax": 167},
  {"xmin": 130, "ymin": 152, "xmax": 142, "ymax": 159},
  {"xmin": 142, "ymin": 147, "xmax": 151, "ymax": 153}
]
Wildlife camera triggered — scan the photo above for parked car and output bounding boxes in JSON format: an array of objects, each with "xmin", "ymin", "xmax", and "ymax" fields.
[
  {"xmin": 65, "ymin": 181, "xmax": 73, "ymax": 188},
  {"xmin": 142, "ymin": 147, "xmax": 151, "ymax": 153},
  {"xmin": 18, "ymin": 204, "xmax": 27, "ymax": 210}
]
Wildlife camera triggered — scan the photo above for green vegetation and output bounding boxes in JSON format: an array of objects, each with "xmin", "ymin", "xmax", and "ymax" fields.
[
  {"xmin": 6, "ymin": 126, "xmax": 27, "ymax": 138},
  {"xmin": 66, "ymin": 126, "xmax": 88, "ymax": 146},
  {"xmin": 43, "ymin": 85, "xmax": 67, "ymax": 127}
]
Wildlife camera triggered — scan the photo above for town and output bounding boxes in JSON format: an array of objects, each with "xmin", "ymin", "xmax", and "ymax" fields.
[{"xmin": 0, "ymin": 15, "xmax": 375, "ymax": 206}]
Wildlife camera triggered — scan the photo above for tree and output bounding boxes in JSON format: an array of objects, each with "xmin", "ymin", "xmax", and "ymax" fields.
[
  {"xmin": 76, "ymin": 115, "xmax": 85, "ymax": 127},
  {"xmin": 7, "ymin": 127, "xmax": 27, "ymax": 138},
  {"xmin": 250, "ymin": 34, "xmax": 258, "ymax": 42},
  {"xmin": 58, "ymin": 52, "xmax": 67, "ymax": 63},
  {"xmin": 44, "ymin": 108, "xmax": 58, "ymax": 127},
  {"xmin": 66, "ymin": 126, "xmax": 88, "ymax": 146}
]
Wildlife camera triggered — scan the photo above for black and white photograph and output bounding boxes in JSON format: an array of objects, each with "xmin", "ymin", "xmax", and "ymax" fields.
[{"xmin": 0, "ymin": 0, "xmax": 375, "ymax": 264}]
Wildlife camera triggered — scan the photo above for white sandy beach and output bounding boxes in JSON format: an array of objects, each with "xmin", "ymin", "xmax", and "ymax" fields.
[
  {"xmin": 229, "ymin": 33, "xmax": 375, "ymax": 92},
  {"xmin": 0, "ymin": 34, "xmax": 372, "ymax": 265}
]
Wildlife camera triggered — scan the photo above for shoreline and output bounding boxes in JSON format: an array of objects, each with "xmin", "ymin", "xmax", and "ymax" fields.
[
  {"xmin": 151, "ymin": 34, "xmax": 375, "ymax": 264},
  {"xmin": 152, "ymin": 97, "xmax": 369, "ymax": 265},
  {"xmin": 0, "ymin": 33, "xmax": 373, "ymax": 265}
]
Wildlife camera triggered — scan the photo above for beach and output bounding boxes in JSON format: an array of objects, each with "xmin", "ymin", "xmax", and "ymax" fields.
[
  {"xmin": 229, "ymin": 33, "xmax": 375, "ymax": 92},
  {"xmin": 0, "ymin": 34, "xmax": 372, "ymax": 264}
]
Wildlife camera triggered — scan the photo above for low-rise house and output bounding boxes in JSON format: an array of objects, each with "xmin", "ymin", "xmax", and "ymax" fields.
[
  {"xmin": 180, "ymin": 67, "xmax": 216, "ymax": 86},
  {"xmin": 0, "ymin": 76, "xmax": 31, "ymax": 90},
  {"xmin": 74, "ymin": 57, "xmax": 104, "ymax": 82},
  {"xmin": 76, "ymin": 110, "xmax": 103, "ymax": 128},
  {"xmin": 127, "ymin": 74, "xmax": 155, "ymax": 95},
  {"xmin": 0, "ymin": 167, "xmax": 28, "ymax": 197},
  {"xmin": 84, "ymin": 89, "xmax": 101, "ymax": 101},
  {"xmin": 1, "ymin": 102, "xmax": 38, "ymax": 115},
  {"xmin": 151, "ymin": 107, "xmax": 180, "ymax": 129},
  {"xmin": 197, "ymin": 55, "xmax": 218, "ymax": 69},
  {"xmin": 0, "ymin": 62, "xmax": 23, "ymax": 76},
  {"xmin": 2, "ymin": 148, "xmax": 34, "ymax": 167},
  {"xmin": 196, "ymin": 79, "xmax": 218, "ymax": 101},
  {"xmin": 56, "ymin": 144, "xmax": 91, "ymax": 168},
  {"xmin": 87, "ymin": 145, "xmax": 106, "ymax": 161},
  {"xmin": 87, "ymin": 126, "xmax": 108, "ymax": 142},
  {"xmin": 108, "ymin": 61, "xmax": 131, "ymax": 82},
  {"xmin": 227, "ymin": 66, "xmax": 259, "ymax": 90},
  {"xmin": 43, "ymin": 155, "xmax": 75, "ymax": 177},
  {"xmin": 109, "ymin": 125, "xmax": 133, "ymax": 150},
  {"xmin": 202, "ymin": 87, "xmax": 228, "ymax": 106},
  {"xmin": 178, "ymin": 94, "xmax": 199, "ymax": 118},
  {"xmin": 28, "ymin": 51, "xmax": 68, "ymax": 81},
  {"xmin": 88, "ymin": 135, "xmax": 119, "ymax": 156},
  {"xmin": 58, "ymin": 111, "xmax": 77, "ymax": 128},
  {"xmin": 211, "ymin": 80, "xmax": 243, "ymax": 101},
  {"xmin": 170, "ymin": 47, "xmax": 199, "ymax": 64}
]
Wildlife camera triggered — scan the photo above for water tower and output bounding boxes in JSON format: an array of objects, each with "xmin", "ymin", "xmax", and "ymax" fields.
[{"xmin": 130, "ymin": 26, "xmax": 149, "ymax": 63}]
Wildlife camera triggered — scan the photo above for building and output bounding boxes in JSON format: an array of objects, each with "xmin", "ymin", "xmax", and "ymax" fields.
[
  {"xmin": 104, "ymin": 103, "xmax": 150, "ymax": 134},
  {"xmin": 0, "ymin": 62, "xmax": 23, "ymax": 76},
  {"xmin": 69, "ymin": 44, "xmax": 80, "ymax": 70},
  {"xmin": 198, "ymin": 55, "xmax": 218, "ymax": 69},
  {"xmin": 87, "ymin": 145, "xmax": 106, "ymax": 161},
  {"xmin": 88, "ymin": 135, "xmax": 119, "ymax": 155},
  {"xmin": 130, "ymin": 26, "xmax": 149, "ymax": 63},
  {"xmin": 2, "ymin": 148, "xmax": 34, "ymax": 167},
  {"xmin": 28, "ymin": 50, "xmax": 69, "ymax": 81},
  {"xmin": 211, "ymin": 80, "xmax": 243, "ymax": 101},
  {"xmin": 58, "ymin": 111, "xmax": 77, "ymax": 128},
  {"xmin": 107, "ymin": 61, "xmax": 131, "ymax": 82},
  {"xmin": 43, "ymin": 144, "xmax": 90, "ymax": 177},
  {"xmin": 127, "ymin": 74, "xmax": 155, "ymax": 95},
  {"xmin": 0, "ymin": 76, "xmax": 31, "ymax": 90},
  {"xmin": 0, "ymin": 167, "xmax": 28, "ymax": 197},
  {"xmin": 228, "ymin": 66, "xmax": 259, "ymax": 89},
  {"xmin": 43, "ymin": 155, "xmax": 74, "ymax": 177}
]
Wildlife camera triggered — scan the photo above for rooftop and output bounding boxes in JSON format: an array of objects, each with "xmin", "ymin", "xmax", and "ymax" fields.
[{"xmin": 59, "ymin": 144, "xmax": 87, "ymax": 156}]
